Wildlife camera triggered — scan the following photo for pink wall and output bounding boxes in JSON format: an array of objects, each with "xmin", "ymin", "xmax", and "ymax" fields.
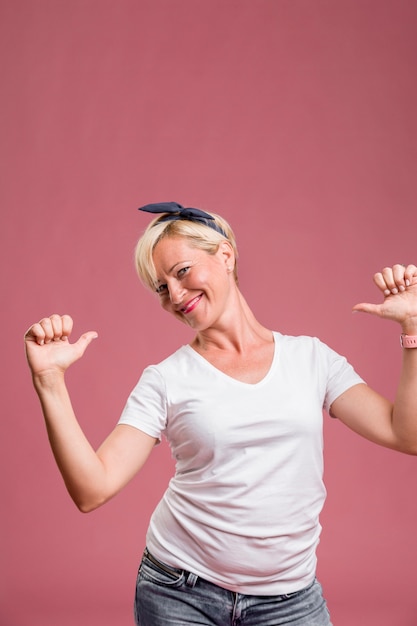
[{"xmin": 1, "ymin": 1, "xmax": 417, "ymax": 624}]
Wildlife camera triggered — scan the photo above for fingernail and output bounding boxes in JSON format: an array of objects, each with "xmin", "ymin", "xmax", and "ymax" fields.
[
  {"xmin": 384, "ymin": 289, "xmax": 391, "ymax": 296},
  {"xmin": 399, "ymin": 285, "xmax": 405, "ymax": 292},
  {"xmin": 391, "ymin": 288, "xmax": 398, "ymax": 295},
  {"xmin": 406, "ymin": 279, "xmax": 410, "ymax": 287}
]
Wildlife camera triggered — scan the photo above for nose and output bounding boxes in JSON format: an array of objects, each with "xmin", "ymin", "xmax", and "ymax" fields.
[{"xmin": 168, "ymin": 281, "xmax": 186, "ymax": 306}]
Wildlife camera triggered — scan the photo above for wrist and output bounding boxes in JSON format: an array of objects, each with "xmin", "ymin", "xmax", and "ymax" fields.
[
  {"xmin": 33, "ymin": 369, "xmax": 66, "ymax": 393},
  {"xmin": 400, "ymin": 316, "xmax": 417, "ymax": 336},
  {"xmin": 400, "ymin": 334, "xmax": 417, "ymax": 348}
]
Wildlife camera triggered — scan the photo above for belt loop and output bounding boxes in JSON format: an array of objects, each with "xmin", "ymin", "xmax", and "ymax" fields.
[{"xmin": 185, "ymin": 571, "xmax": 198, "ymax": 587}]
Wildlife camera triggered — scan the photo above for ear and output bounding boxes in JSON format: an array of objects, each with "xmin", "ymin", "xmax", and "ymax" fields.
[{"xmin": 218, "ymin": 240, "xmax": 235, "ymax": 271}]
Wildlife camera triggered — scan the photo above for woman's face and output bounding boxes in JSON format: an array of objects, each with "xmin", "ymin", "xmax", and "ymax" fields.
[{"xmin": 152, "ymin": 235, "xmax": 235, "ymax": 330}]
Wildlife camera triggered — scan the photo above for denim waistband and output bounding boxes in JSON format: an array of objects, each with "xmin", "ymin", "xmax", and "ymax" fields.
[
  {"xmin": 143, "ymin": 548, "xmax": 184, "ymax": 577},
  {"xmin": 143, "ymin": 548, "xmax": 199, "ymax": 587},
  {"xmin": 143, "ymin": 548, "xmax": 314, "ymax": 598}
]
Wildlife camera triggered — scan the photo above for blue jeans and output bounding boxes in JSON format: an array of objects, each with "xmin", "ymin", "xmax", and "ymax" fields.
[{"xmin": 134, "ymin": 549, "xmax": 333, "ymax": 625}]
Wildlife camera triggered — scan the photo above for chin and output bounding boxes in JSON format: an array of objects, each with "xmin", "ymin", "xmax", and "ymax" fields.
[{"xmin": 174, "ymin": 312, "xmax": 194, "ymax": 327}]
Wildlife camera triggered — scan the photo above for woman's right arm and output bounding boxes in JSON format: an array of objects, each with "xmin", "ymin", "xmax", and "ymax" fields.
[{"xmin": 24, "ymin": 314, "xmax": 157, "ymax": 513}]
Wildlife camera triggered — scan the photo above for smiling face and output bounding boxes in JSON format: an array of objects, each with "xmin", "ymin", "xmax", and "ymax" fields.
[{"xmin": 152, "ymin": 235, "xmax": 236, "ymax": 330}]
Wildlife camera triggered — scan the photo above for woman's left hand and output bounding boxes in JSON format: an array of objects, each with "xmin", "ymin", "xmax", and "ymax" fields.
[{"xmin": 353, "ymin": 264, "xmax": 417, "ymax": 334}]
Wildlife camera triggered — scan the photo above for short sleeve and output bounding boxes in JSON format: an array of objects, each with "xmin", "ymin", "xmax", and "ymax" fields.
[
  {"xmin": 118, "ymin": 366, "xmax": 167, "ymax": 440},
  {"xmin": 320, "ymin": 342, "xmax": 366, "ymax": 413}
]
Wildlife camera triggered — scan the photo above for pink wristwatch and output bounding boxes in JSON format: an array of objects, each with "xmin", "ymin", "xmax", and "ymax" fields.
[{"xmin": 400, "ymin": 334, "xmax": 417, "ymax": 348}]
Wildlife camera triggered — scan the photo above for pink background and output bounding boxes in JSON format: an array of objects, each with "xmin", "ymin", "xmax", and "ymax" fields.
[{"xmin": 1, "ymin": 1, "xmax": 417, "ymax": 624}]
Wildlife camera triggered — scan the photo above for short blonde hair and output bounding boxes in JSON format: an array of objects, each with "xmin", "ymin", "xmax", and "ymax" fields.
[{"xmin": 135, "ymin": 213, "xmax": 238, "ymax": 291}]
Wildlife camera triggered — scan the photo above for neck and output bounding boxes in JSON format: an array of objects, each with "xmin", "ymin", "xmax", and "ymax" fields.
[{"xmin": 191, "ymin": 290, "xmax": 272, "ymax": 353}]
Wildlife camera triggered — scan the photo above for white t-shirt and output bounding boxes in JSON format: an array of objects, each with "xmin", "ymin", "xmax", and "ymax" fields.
[{"xmin": 118, "ymin": 332, "xmax": 364, "ymax": 594}]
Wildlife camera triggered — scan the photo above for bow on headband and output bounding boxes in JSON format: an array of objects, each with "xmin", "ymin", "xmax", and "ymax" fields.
[{"xmin": 138, "ymin": 202, "xmax": 227, "ymax": 238}]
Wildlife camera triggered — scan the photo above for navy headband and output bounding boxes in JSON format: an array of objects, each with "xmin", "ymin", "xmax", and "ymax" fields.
[{"xmin": 138, "ymin": 202, "xmax": 228, "ymax": 238}]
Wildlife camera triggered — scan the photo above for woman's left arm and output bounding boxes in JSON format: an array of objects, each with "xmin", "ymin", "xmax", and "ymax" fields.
[{"xmin": 330, "ymin": 264, "xmax": 417, "ymax": 455}]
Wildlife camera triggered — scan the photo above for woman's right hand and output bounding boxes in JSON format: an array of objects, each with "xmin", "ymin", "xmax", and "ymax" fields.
[
  {"xmin": 23, "ymin": 314, "xmax": 155, "ymax": 512},
  {"xmin": 24, "ymin": 314, "xmax": 98, "ymax": 380}
]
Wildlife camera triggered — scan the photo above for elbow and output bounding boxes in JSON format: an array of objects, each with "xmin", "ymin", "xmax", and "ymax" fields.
[
  {"xmin": 76, "ymin": 500, "xmax": 102, "ymax": 514},
  {"xmin": 71, "ymin": 492, "xmax": 109, "ymax": 514},
  {"xmin": 65, "ymin": 474, "xmax": 117, "ymax": 513},
  {"xmin": 400, "ymin": 444, "xmax": 417, "ymax": 456},
  {"xmin": 392, "ymin": 437, "xmax": 417, "ymax": 456}
]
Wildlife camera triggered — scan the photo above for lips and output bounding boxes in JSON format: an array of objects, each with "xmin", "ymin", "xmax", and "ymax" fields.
[{"xmin": 181, "ymin": 294, "xmax": 203, "ymax": 314}]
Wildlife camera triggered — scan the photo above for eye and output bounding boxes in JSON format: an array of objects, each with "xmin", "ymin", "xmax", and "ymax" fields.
[
  {"xmin": 178, "ymin": 266, "xmax": 190, "ymax": 278},
  {"xmin": 155, "ymin": 283, "xmax": 168, "ymax": 295}
]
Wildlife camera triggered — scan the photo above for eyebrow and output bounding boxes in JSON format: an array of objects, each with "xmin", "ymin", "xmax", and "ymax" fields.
[
  {"xmin": 155, "ymin": 260, "xmax": 192, "ymax": 284},
  {"xmin": 168, "ymin": 261, "xmax": 183, "ymax": 274}
]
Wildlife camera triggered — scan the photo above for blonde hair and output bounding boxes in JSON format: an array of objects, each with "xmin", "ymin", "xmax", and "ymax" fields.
[{"xmin": 135, "ymin": 213, "xmax": 238, "ymax": 291}]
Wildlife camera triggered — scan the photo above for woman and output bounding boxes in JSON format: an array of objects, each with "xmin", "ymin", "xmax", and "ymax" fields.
[{"xmin": 24, "ymin": 203, "xmax": 417, "ymax": 625}]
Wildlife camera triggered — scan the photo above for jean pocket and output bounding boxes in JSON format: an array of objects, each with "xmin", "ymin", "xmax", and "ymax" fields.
[{"xmin": 139, "ymin": 553, "xmax": 186, "ymax": 588}]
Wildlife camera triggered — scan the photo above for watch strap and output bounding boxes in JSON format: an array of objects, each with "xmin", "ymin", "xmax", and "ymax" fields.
[{"xmin": 400, "ymin": 334, "xmax": 417, "ymax": 348}]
